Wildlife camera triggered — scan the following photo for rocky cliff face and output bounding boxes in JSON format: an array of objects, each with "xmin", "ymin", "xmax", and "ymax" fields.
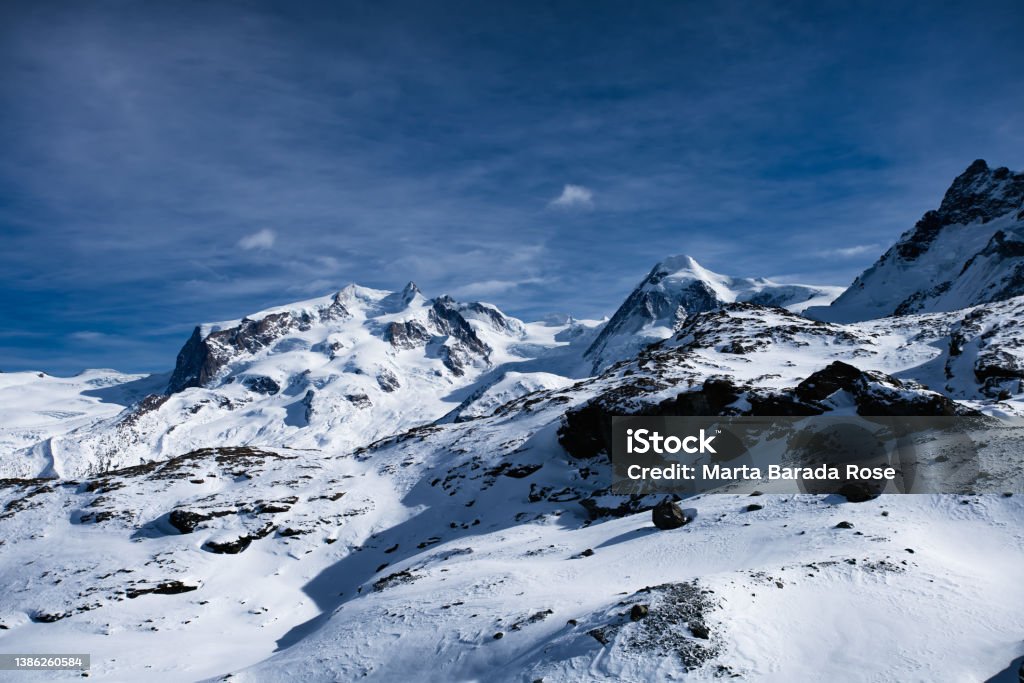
[{"xmin": 809, "ymin": 160, "xmax": 1024, "ymax": 322}]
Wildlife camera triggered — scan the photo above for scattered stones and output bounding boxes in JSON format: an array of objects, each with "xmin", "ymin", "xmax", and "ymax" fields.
[
  {"xmin": 511, "ymin": 610, "xmax": 554, "ymax": 631},
  {"xmin": 125, "ymin": 581, "xmax": 200, "ymax": 599},
  {"xmin": 373, "ymin": 570, "xmax": 420, "ymax": 592}
]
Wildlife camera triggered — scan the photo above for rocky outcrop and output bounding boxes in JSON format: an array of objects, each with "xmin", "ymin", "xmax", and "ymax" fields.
[
  {"xmin": 383, "ymin": 321, "xmax": 432, "ymax": 349},
  {"xmin": 167, "ymin": 295, "xmax": 351, "ymax": 394},
  {"xmin": 558, "ymin": 356, "xmax": 973, "ymax": 460},
  {"xmin": 242, "ymin": 376, "xmax": 280, "ymax": 395}
]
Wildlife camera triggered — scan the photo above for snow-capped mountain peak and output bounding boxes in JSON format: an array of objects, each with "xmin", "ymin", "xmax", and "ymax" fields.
[
  {"xmin": 5, "ymin": 283, "xmax": 593, "ymax": 479},
  {"xmin": 583, "ymin": 255, "xmax": 842, "ymax": 371},
  {"xmin": 809, "ymin": 159, "xmax": 1024, "ymax": 322}
]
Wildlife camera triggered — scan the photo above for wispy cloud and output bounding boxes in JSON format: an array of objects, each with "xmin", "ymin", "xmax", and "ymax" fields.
[
  {"xmin": 2, "ymin": 2, "xmax": 1023, "ymax": 373},
  {"xmin": 548, "ymin": 184, "xmax": 594, "ymax": 209},
  {"xmin": 449, "ymin": 277, "xmax": 549, "ymax": 300},
  {"xmin": 815, "ymin": 244, "xmax": 882, "ymax": 259},
  {"xmin": 69, "ymin": 331, "xmax": 110, "ymax": 342},
  {"xmin": 238, "ymin": 229, "xmax": 276, "ymax": 250}
]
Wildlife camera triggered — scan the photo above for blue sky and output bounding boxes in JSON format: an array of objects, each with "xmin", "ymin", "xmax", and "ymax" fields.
[{"xmin": 2, "ymin": 0, "xmax": 1023, "ymax": 374}]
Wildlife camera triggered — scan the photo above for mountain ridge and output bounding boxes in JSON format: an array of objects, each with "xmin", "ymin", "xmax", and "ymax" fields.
[{"xmin": 808, "ymin": 159, "xmax": 1024, "ymax": 322}]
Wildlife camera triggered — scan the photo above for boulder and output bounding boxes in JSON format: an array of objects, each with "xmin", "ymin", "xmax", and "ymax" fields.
[{"xmin": 652, "ymin": 500, "xmax": 692, "ymax": 530}]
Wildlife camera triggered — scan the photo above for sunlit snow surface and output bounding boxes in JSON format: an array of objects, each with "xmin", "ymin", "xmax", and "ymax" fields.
[{"xmin": 2, "ymin": 282, "xmax": 1024, "ymax": 681}]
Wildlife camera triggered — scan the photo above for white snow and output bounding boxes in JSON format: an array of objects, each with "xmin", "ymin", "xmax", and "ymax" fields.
[{"xmin": 1, "ymin": 251, "xmax": 1023, "ymax": 681}]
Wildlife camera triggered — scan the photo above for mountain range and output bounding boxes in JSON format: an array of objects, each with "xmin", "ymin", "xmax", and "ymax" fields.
[{"xmin": 0, "ymin": 160, "xmax": 1022, "ymax": 681}]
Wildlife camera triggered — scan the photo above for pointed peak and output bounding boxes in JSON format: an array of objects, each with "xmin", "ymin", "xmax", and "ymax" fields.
[
  {"xmin": 398, "ymin": 281, "xmax": 423, "ymax": 306},
  {"xmin": 643, "ymin": 255, "xmax": 726, "ymax": 289},
  {"xmin": 653, "ymin": 254, "xmax": 703, "ymax": 272},
  {"xmin": 963, "ymin": 158, "xmax": 989, "ymax": 175}
]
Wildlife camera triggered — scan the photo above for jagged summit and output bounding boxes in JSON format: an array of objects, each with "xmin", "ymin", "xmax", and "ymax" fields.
[
  {"xmin": 168, "ymin": 283, "xmax": 520, "ymax": 394},
  {"xmin": 583, "ymin": 255, "xmax": 842, "ymax": 371},
  {"xmin": 7, "ymin": 280, "xmax": 595, "ymax": 478},
  {"xmin": 809, "ymin": 160, "xmax": 1024, "ymax": 322}
]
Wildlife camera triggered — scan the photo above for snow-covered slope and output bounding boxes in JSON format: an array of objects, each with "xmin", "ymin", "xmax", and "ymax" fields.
[
  {"xmin": 809, "ymin": 159, "xmax": 1024, "ymax": 322},
  {"xmin": 2, "ymin": 301, "xmax": 1022, "ymax": 681},
  {"xmin": 4, "ymin": 230, "xmax": 1024, "ymax": 681},
  {"xmin": 584, "ymin": 255, "xmax": 842, "ymax": 372},
  {"xmin": 0, "ymin": 370, "xmax": 166, "ymax": 476},
  {"xmin": 1, "ymin": 284, "xmax": 598, "ymax": 479}
]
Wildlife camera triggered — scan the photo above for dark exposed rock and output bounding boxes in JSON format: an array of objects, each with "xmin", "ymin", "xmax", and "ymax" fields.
[
  {"xmin": 31, "ymin": 610, "xmax": 71, "ymax": 623},
  {"xmin": 168, "ymin": 313, "xmax": 299, "ymax": 393},
  {"xmin": 125, "ymin": 581, "xmax": 200, "ymax": 599},
  {"xmin": 838, "ymin": 482, "xmax": 881, "ymax": 503},
  {"xmin": 745, "ymin": 504, "xmax": 763, "ymax": 512},
  {"xmin": 510, "ymin": 609, "xmax": 554, "ymax": 631},
  {"xmin": 427, "ymin": 297, "xmax": 492, "ymax": 376},
  {"xmin": 373, "ymin": 570, "xmax": 420, "ymax": 592},
  {"xmin": 795, "ymin": 361, "xmax": 864, "ymax": 403},
  {"xmin": 502, "ymin": 464, "xmax": 543, "ymax": 479},
  {"xmin": 652, "ymin": 499, "xmax": 691, "ymax": 530},
  {"xmin": 630, "ymin": 604, "xmax": 649, "ymax": 621},
  {"xmin": 121, "ymin": 393, "xmax": 171, "ymax": 426},
  {"xmin": 796, "ymin": 361, "xmax": 974, "ymax": 417},
  {"xmin": 242, "ymin": 376, "xmax": 280, "ymax": 395},
  {"xmin": 463, "ymin": 302, "xmax": 518, "ymax": 332},
  {"xmin": 202, "ymin": 525, "xmax": 273, "ymax": 554},
  {"xmin": 376, "ymin": 369, "xmax": 400, "ymax": 392},
  {"xmin": 429, "ymin": 298, "xmax": 489, "ymax": 357},
  {"xmin": 558, "ymin": 377, "xmax": 742, "ymax": 459},
  {"xmin": 689, "ymin": 622, "xmax": 710, "ymax": 640},
  {"xmin": 167, "ymin": 293, "xmax": 351, "ymax": 394},
  {"xmin": 168, "ymin": 508, "xmax": 235, "ymax": 534},
  {"xmin": 346, "ymin": 393, "xmax": 372, "ymax": 409},
  {"xmin": 579, "ymin": 493, "xmax": 660, "ymax": 520},
  {"xmin": 834, "ymin": 521, "xmax": 855, "ymax": 529},
  {"xmin": 383, "ymin": 320, "xmax": 432, "ymax": 349}
]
